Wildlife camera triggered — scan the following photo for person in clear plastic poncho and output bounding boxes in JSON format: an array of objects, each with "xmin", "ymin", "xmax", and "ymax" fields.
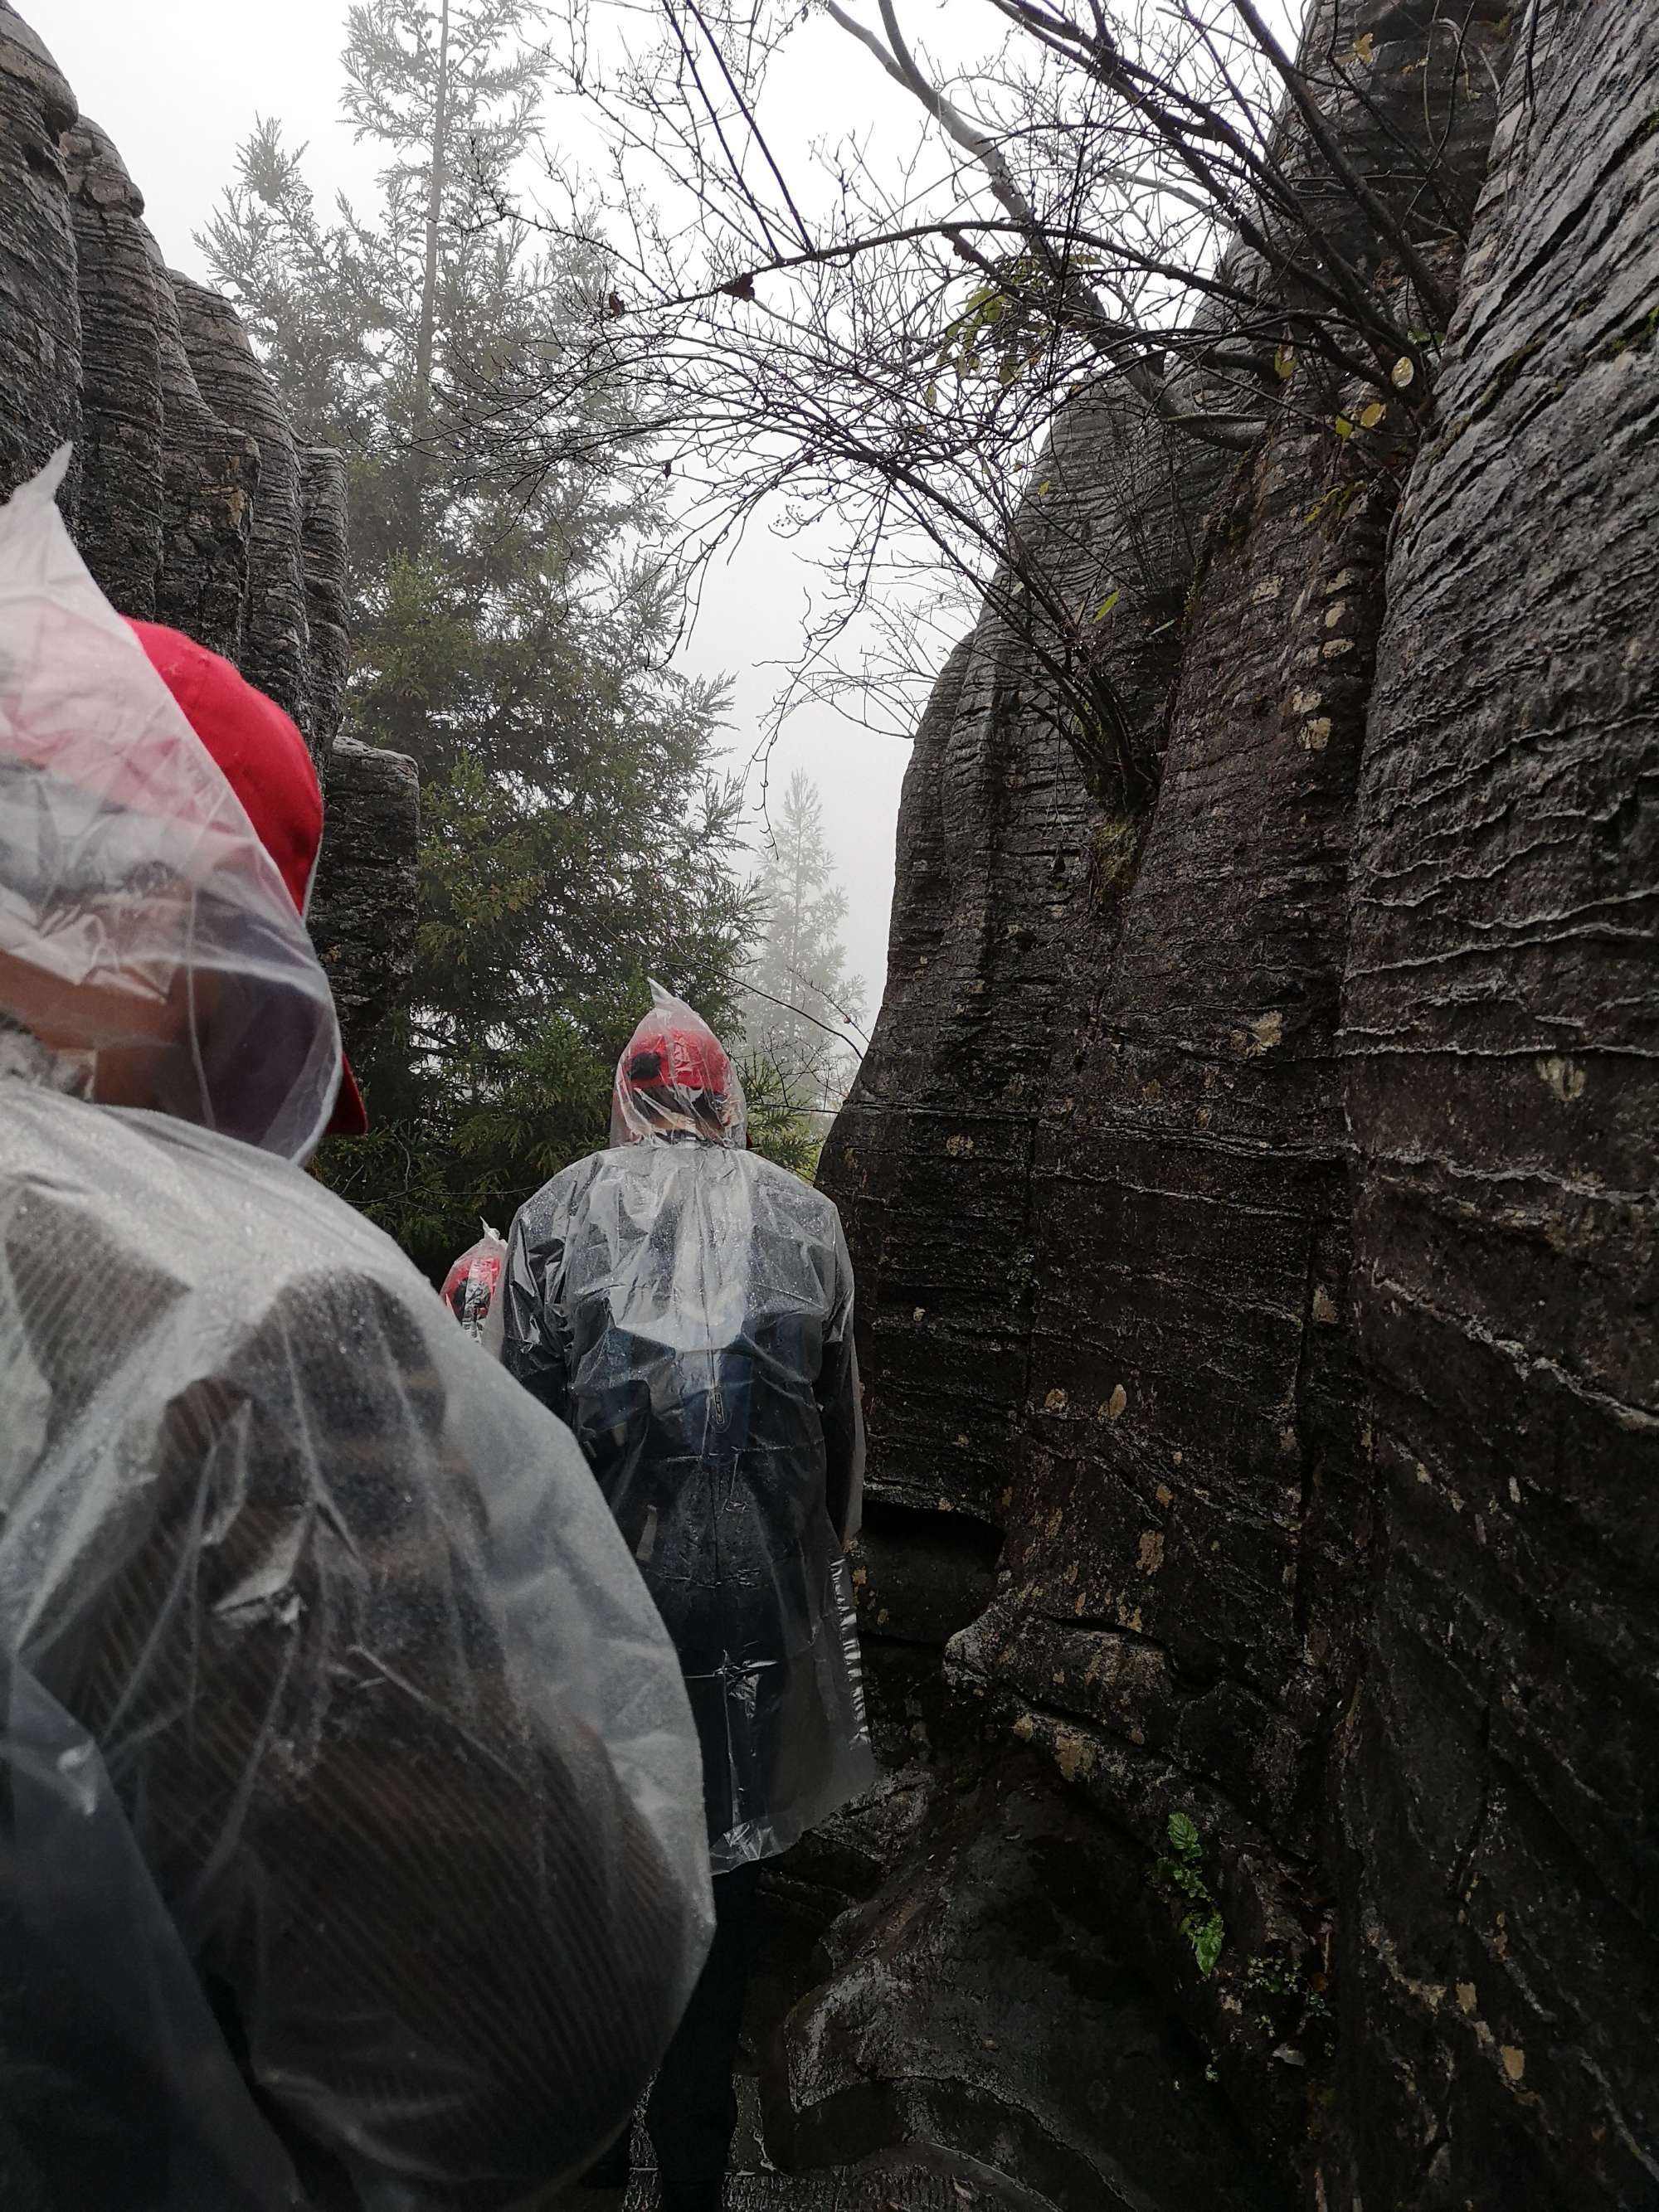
[
  {"xmin": 441, "ymin": 1223, "xmax": 508, "ymax": 1358},
  {"xmin": 0, "ymin": 453, "xmax": 713, "ymax": 2212},
  {"xmin": 504, "ymin": 984, "xmax": 877, "ymax": 2212}
]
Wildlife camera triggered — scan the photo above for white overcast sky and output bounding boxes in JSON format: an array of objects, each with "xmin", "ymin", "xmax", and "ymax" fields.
[
  {"xmin": 28, "ymin": 0, "xmax": 1294, "ymax": 1014},
  {"xmin": 28, "ymin": 0, "xmax": 969, "ymax": 1014}
]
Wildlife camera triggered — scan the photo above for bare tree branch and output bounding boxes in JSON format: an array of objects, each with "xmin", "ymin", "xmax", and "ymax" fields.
[{"xmin": 447, "ymin": 0, "xmax": 1493, "ymax": 789}]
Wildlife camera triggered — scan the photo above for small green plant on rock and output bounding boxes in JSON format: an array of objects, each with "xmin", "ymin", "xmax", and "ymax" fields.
[
  {"xmin": 1243, "ymin": 1952, "xmax": 1318, "ymax": 2021},
  {"xmin": 1241, "ymin": 1951, "xmax": 1336, "ymax": 2065},
  {"xmin": 1154, "ymin": 1811, "xmax": 1225, "ymax": 1976}
]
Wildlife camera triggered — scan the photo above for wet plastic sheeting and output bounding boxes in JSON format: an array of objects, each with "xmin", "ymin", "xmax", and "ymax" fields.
[
  {"xmin": 442, "ymin": 1221, "xmax": 507, "ymax": 1356},
  {"xmin": 506, "ymin": 1000, "xmax": 877, "ymax": 1874},
  {"xmin": 0, "ymin": 1664, "xmax": 304, "ymax": 2210},
  {"xmin": 609, "ymin": 980, "xmax": 749, "ymax": 1151},
  {"xmin": 0, "ymin": 1087, "xmax": 715, "ymax": 2205},
  {"xmin": 0, "ymin": 453, "xmax": 715, "ymax": 2207},
  {"xmin": 0, "ymin": 450, "xmax": 339, "ymax": 1156}
]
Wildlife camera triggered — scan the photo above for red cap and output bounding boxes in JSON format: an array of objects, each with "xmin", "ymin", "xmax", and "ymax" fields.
[
  {"xmin": 124, "ymin": 620, "xmax": 367, "ymax": 1137},
  {"xmin": 624, "ymin": 1014, "xmax": 732, "ymax": 1103},
  {"xmin": 442, "ymin": 1245, "xmax": 503, "ymax": 1318}
]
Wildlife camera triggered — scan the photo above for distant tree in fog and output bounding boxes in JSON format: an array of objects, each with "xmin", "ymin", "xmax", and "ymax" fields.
[{"xmin": 741, "ymin": 771, "xmax": 866, "ymax": 1134}]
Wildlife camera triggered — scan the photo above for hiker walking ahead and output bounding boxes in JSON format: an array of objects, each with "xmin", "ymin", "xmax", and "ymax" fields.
[
  {"xmin": 504, "ymin": 984, "xmax": 877, "ymax": 2212},
  {"xmin": 0, "ymin": 455, "xmax": 712, "ymax": 2211}
]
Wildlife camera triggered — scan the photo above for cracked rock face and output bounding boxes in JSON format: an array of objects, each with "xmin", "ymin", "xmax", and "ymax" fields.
[
  {"xmin": 806, "ymin": 4, "xmax": 1655, "ymax": 2210},
  {"xmin": 0, "ymin": 7, "xmax": 416, "ymax": 1072},
  {"xmin": 1332, "ymin": 6, "xmax": 1659, "ymax": 2205}
]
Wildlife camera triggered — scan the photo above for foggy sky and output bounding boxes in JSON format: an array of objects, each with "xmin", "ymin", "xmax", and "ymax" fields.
[{"xmin": 31, "ymin": 0, "xmax": 929, "ymax": 1018}]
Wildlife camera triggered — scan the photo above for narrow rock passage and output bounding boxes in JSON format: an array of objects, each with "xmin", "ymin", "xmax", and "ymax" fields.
[{"xmin": 2, "ymin": 1, "xmax": 1653, "ymax": 2205}]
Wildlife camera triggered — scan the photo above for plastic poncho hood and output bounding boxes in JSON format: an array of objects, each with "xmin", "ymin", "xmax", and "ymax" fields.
[
  {"xmin": 0, "ymin": 450, "xmax": 341, "ymax": 1158},
  {"xmin": 611, "ymin": 980, "xmax": 747, "ymax": 1150}
]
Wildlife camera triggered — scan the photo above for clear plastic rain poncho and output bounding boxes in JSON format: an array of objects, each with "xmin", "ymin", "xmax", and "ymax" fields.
[
  {"xmin": 504, "ymin": 985, "xmax": 878, "ymax": 1874},
  {"xmin": 0, "ymin": 459, "xmax": 714, "ymax": 2209},
  {"xmin": 442, "ymin": 1220, "xmax": 508, "ymax": 1357},
  {"xmin": 0, "ymin": 448, "xmax": 342, "ymax": 1157},
  {"xmin": 0, "ymin": 1665, "xmax": 305, "ymax": 2210}
]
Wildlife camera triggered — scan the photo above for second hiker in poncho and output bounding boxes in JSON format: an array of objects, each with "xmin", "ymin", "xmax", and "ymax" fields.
[{"xmin": 504, "ymin": 984, "xmax": 877, "ymax": 2212}]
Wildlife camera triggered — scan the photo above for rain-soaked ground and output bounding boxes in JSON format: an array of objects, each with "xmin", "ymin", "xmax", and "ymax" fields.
[{"xmin": 611, "ymin": 2071, "xmax": 1044, "ymax": 2212}]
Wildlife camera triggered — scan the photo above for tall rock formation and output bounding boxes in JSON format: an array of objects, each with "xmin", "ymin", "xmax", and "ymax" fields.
[
  {"xmin": 1332, "ymin": 7, "xmax": 1659, "ymax": 2204},
  {"xmin": 0, "ymin": 1, "xmax": 416, "ymax": 1072},
  {"xmin": 144, "ymin": 216, "xmax": 262, "ymax": 663},
  {"xmin": 806, "ymin": 2, "xmax": 1655, "ymax": 2209},
  {"xmin": 0, "ymin": 3, "xmax": 78, "ymax": 517},
  {"xmin": 172, "ymin": 274, "xmax": 314, "ymax": 744},
  {"xmin": 63, "ymin": 117, "xmax": 162, "ymax": 617}
]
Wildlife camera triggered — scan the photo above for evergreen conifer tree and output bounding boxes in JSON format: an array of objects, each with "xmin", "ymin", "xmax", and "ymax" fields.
[
  {"xmin": 202, "ymin": 0, "xmax": 756, "ymax": 1275},
  {"xmin": 740, "ymin": 771, "xmax": 864, "ymax": 1142}
]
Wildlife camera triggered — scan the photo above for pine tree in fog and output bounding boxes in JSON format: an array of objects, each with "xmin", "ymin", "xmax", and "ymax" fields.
[
  {"xmin": 742, "ymin": 771, "xmax": 864, "ymax": 1130},
  {"xmin": 202, "ymin": 0, "xmax": 757, "ymax": 1275}
]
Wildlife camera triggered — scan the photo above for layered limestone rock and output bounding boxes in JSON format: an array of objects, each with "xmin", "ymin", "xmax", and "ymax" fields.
[
  {"xmin": 145, "ymin": 218, "xmax": 261, "ymax": 664},
  {"xmin": 63, "ymin": 117, "xmax": 162, "ymax": 617},
  {"xmin": 0, "ymin": 2, "xmax": 416, "ymax": 1068},
  {"xmin": 308, "ymin": 737, "xmax": 421, "ymax": 1054},
  {"xmin": 0, "ymin": 3, "xmax": 79, "ymax": 517},
  {"xmin": 173, "ymin": 274, "xmax": 314, "ymax": 742},
  {"xmin": 1331, "ymin": 7, "xmax": 1659, "ymax": 2204},
  {"xmin": 299, "ymin": 445, "xmax": 352, "ymax": 752},
  {"xmin": 801, "ymin": 3, "xmax": 1654, "ymax": 2210}
]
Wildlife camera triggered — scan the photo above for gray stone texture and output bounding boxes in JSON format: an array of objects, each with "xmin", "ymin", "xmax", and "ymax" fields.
[
  {"xmin": 805, "ymin": 3, "xmax": 1655, "ymax": 2210},
  {"xmin": 173, "ymin": 274, "xmax": 314, "ymax": 746},
  {"xmin": 0, "ymin": 7, "xmax": 416, "ymax": 1073},
  {"xmin": 63, "ymin": 119, "xmax": 162, "ymax": 617},
  {"xmin": 308, "ymin": 737, "xmax": 421, "ymax": 1060},
  {"xmin": 300, "ymin": 446, "xmax": 352, "ymax": 753},
  {"xmin": 1331, "ymin": 4, "xmax": 1659, "ymax": 2205},
  {"xmin": 145, "ymin": 217, "xmax": 260, "ymax": 664},
  {"xmin": 0, "ymin": 2, "xmax": 79, "ymax": 518}
]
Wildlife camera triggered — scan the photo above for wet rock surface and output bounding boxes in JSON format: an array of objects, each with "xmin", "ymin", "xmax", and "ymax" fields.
[
  {"xmin": 0, "ymin": 2, "xmax": 79, "ymax": 517},
  {"xmin": 1331, "ymin": 5, "xmax": 1659, "ymax": 2204},
  {"xmin": 810, "ymin": 3, "xmax": 1657, "ymax": 2210},
  {"xmin": 309, "ymin": 737, "xmax": 421, "ymax": 1066},
  {"xmin": 767, "ymin": 1757, "xmax": 1287, "ymax": 2212},
  {"xmin": 0, "ymin": 6, "xmax": 416, "ymax": 1065}
]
